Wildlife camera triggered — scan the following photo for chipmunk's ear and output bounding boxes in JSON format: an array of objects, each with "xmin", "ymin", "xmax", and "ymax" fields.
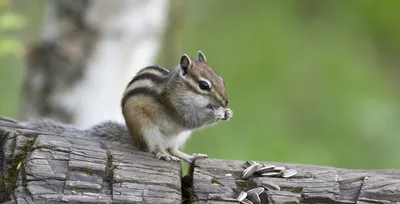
[
  {"xmin": 180, "ymin": 54, "xmax": 191, "ymax": 75},
  {"xmin": 198, "ymin": 50, "xmax": 207, "ymax": 63}
]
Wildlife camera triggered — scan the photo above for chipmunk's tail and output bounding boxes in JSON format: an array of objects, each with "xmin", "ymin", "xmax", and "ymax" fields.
[
  {"xmin": 18, "ymin": 117, "xmax": 86, "ymax": 136},
  {"xmin": 84, "ymin": 120, "xmax": 134, "ymax": 147}
]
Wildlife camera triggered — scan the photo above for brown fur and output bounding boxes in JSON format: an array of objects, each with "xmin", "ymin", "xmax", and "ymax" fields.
[
  {"xmin": 121, "ymin": 51, "xmax": 231, "ymax": 163},
  {"xmin": 123, "ymin": 96, "xmax": 162, "ymax": 151}
]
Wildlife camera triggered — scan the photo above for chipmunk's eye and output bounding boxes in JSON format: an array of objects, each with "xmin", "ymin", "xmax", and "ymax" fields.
[{"xmin": 198, "ymin": 81, "xmax": 210, "ymax": 91}]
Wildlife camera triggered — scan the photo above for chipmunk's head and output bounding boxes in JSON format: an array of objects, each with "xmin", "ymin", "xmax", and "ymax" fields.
[{"xmin": 178, "ymin": 51, "xmax": 229, "ymax": 109}]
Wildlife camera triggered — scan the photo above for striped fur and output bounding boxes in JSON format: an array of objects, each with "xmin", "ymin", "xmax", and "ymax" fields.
[
  {"xmin": 121, "ymin": 66, "xmax": 169, "ymax": 107},
  {"xmin": 121, "ymin": 52, "xmax": 232, "ymax": 163}
]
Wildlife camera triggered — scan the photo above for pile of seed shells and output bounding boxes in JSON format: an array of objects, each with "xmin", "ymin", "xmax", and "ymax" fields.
[
  {"xmin": 236, "ymin": 161, "xmax": 298, "ymax": 204},
  {"xmin": 241, "ymin": 161, "xmax": 297, "ymax": 179}
]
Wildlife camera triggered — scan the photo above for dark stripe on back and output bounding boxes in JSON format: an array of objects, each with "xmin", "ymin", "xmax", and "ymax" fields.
[
  {"xmin": 127, "ymin": 73, "xmax": 166, "ymax": 87},
  {"xmin": 121, "ymin": 87, "xmax": 161, "ymax": 108},
  {"xmin": 142, "ymin": 66, "xmax": 170, "ymax": 75}
]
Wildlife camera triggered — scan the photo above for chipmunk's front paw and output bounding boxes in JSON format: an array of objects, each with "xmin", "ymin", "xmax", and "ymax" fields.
[
  {"xmin": 223, "ymin": 108, "xmax": 233, "ymax": 121},
  {"xmin": 155, "ymin": 151, "xmax": 181, "ymax": 163},
  {"xmin": 214, "ymin": 107, "xmax": 226, "ymax": 121},
  {"xmin": 192, "ymin": 153, "xmax": 208, "ymax": 160}
]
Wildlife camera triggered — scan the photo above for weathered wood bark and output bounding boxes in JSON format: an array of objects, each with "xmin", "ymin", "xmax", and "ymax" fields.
[
  {"xmin": 1, "ymin": 116, "xmax": 399, "ymax": 204},
  {"xmin": 0, "ymin": 117, "xmax": 181, "ymax": 204},
  {"xmin": 190, "ymin": 159, "xmax": 400, "ymax": 204}
]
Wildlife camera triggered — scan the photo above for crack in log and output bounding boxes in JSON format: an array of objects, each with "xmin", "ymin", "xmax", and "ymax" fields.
[
  {"xmin": 104, "ymin": 150, "xmax": 114, "ymax": 197},
  {"xmin": 20, "ymin": 163, "xmax": 27, "ymax": 187},
  {"xmin": 3, "ymin": 131, "xmax": 38, "ymax": 203},
  {"xmin": 61, "ymin": 154, "xmax": 70, "ymax": 197},
  {"xmin": 182, "ymin": 162, "xmax": 197, "ymax": 204},
  {"xmin": 355, "ymin": 176, "xmax": 366, "ymax": 203},
  {"xmin": 19, "ymin": 164, "xmax": 35, "ymax": 202},
  {"xmin": 338, "ymin": 173, "xmax": 366, "ymax": 203}
]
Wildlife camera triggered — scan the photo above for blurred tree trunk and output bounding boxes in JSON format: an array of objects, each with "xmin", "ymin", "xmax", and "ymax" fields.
[
  {"xmin": 159, "ymin": 0, "xmax": 187, "ymax": 68},
  {"xmin": 19, "ymin": 0, "xmax": 170, "ymax": 129}
]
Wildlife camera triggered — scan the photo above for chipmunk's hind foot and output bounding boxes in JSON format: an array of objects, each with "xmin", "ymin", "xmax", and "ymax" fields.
[{"xmin": 153, "ymin": 149, "xmax": 181, "ymax": 163}]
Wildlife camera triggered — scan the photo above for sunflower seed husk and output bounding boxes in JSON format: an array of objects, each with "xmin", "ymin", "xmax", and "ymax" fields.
[
  {"xmin": 236, "ymin": 191, "xmax": 247, "ymax": 202},
  {"xmin": 242, "ymin": 163, "xmax": 261, "ymax": 179},
  {"xmin": 244, "ymin": 161, "xmax": 257, "ymax": 168},
  {"xmin": 247, "ymin": 187, "xmax": 264, "ymax": 195},
  {"xmin": 262, "ymin": 164, "xmax": 275, "ymax": 168},
  {"xmin": 277, "ymin": 170, "xmax": 284, "ymax": 177},
  {"xmin": 211, "ymin": 182, "xmax": 223, "ymax": 187},
  {"xmin": 261, "ymin": 163, "xmax": 273, "ymax": 167},
  {"xmin": 274, "ymin": 166, "xmax": 286, "ymax": 172},
  {"xmin": 243, "ymin": 164, "xmax": 252, "ymax": 174},
  {"xmin": 261, "ymin": 172, "xmax": 279, "ymax": 177},
  {"xmin": 256, "ymin": 165, "xmax": 275, "ymax": 174},
  {"xmin": 262, "ymin": 182, "xmax": 281, "ymax": 191},
  {"xmin": 247, "ymin": 192, "xmax": 261, "ymax": 204},
  {"xmin": 282, "ymin": 169, "xmax": 298, "ymax": 178},
  {"xmin": 241, "ymin": 198, "xmax": 253, "ymax": 204}
]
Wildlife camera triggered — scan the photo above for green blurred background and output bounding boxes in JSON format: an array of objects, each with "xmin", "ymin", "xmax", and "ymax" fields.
[{"xmin": 1, "ymin": 0, "xmax": 400, "ymax": 169}]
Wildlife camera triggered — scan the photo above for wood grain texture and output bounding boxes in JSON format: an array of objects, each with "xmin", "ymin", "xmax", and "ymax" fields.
[
  {"xmin": 0, "ymin": 119, "xmax": 181, "ymax": 204},
  {"xmin": 190, "ymin": 159, "xmax": 400, "ymax": 204},
  {"xmin": 1, "ymin": 116, "xmax": 400, "ymax": 204}
]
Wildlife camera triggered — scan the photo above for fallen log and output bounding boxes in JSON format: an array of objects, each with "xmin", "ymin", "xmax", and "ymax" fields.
[
  {"xmin": 0, "ymin": 117, "xmax": 181, "ymax": 204},
  {"xmin": 190, "ymin": 159, "xmax": 400, "ymax": 204},
  {"xmin": 0, "ymin": 116, "xmax": 399, "ymax": 204}
]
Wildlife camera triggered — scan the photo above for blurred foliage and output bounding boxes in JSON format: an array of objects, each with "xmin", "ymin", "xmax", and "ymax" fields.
[
  {"xmin": 0, "ymin": 11, "xmax": 25, "ymax": 29},
  {"xmin": 0, "ymin": 0, "xmax": 43, "ymax": 117},
  {"xmin": 0, "ymin": 0, "xmax": 25, "ymax": 57},
  {"xmin": 0, "ymin": 0, "xmax": 8, "ymax": 7},
  {"xmin": 179, "ymin": 0, "xmax": 400, "ymax": 169},
  {"xmin": 1, "ymin": 0, "xmax": 400, "ymax": 169}
]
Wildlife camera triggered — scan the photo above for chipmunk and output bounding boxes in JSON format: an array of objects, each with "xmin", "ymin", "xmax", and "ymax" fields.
[
  {"xmin": 18, "ymin": 51, "xmax": 233, "ymax": 164},
  {"xmin": 121, "ymin": 51, "xmax": 232, "ymax": 163}
]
